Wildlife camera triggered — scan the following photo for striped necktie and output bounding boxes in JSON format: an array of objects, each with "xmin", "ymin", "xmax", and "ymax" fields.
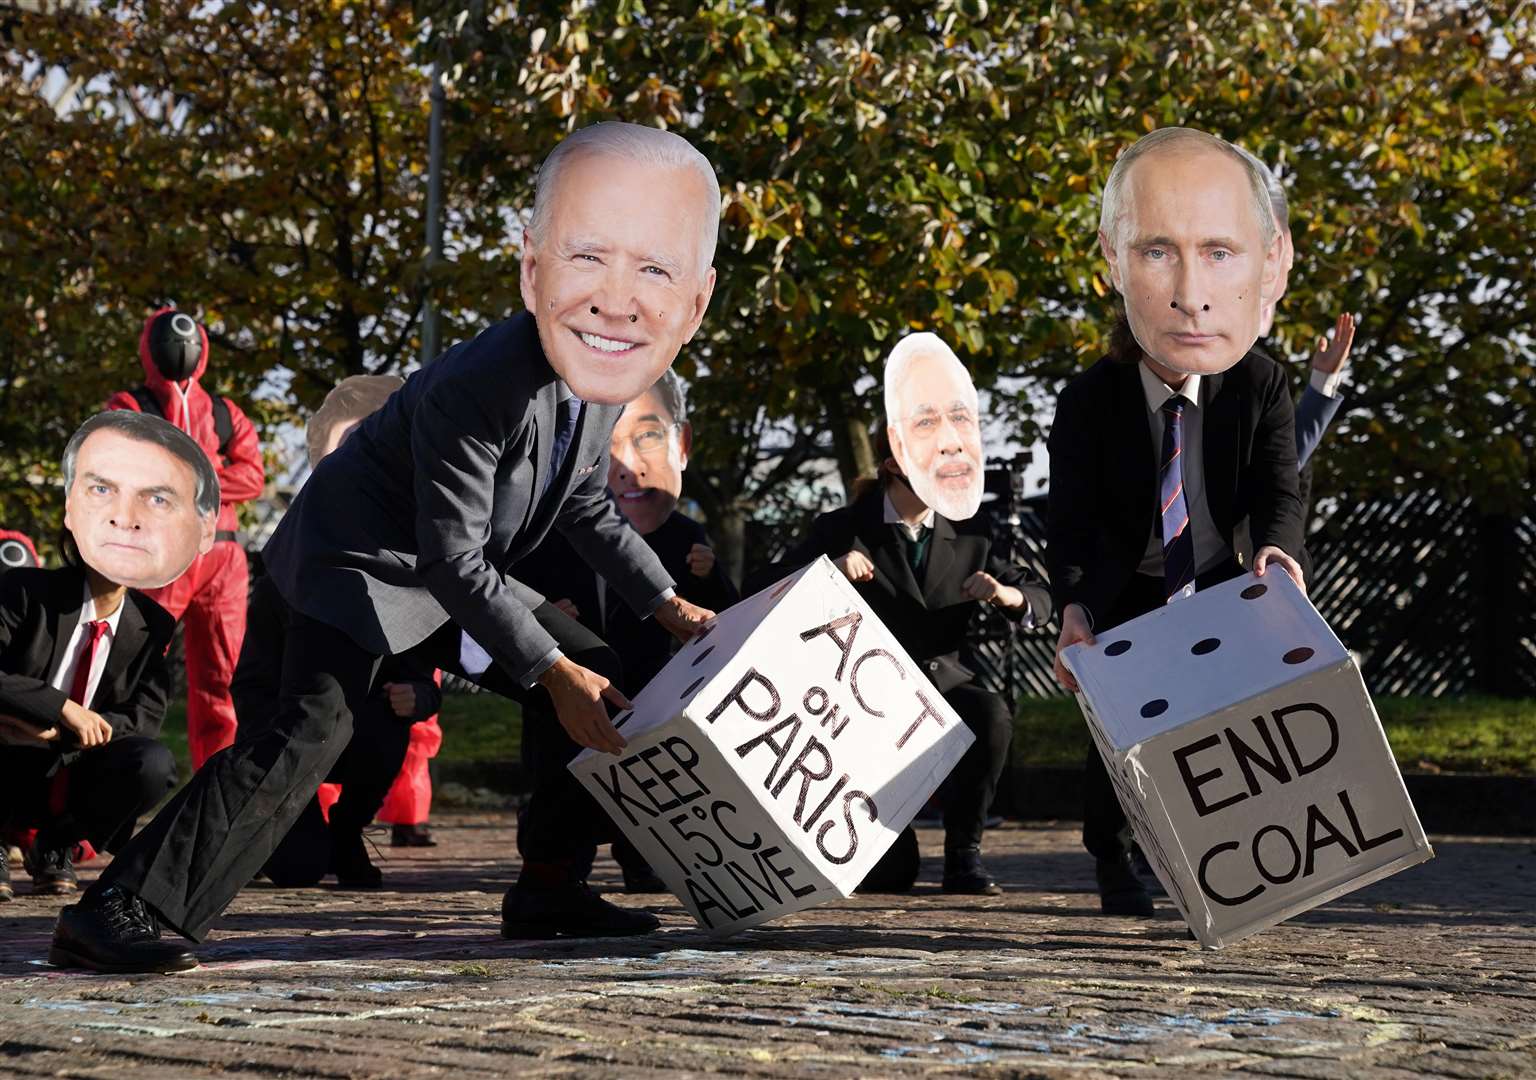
[{"xmin": 1160, "ymin": 397, "xmax": 1195, "ymax": 603}]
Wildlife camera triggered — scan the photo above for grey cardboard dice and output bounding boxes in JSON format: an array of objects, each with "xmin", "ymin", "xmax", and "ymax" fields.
[
  {"xmin": 569, "ymin": 555, "xmax": 975, "ymax": 936},
  {"xmin": 1063, "ymin": 571, "xmax": 1433, "ymax": 948}
]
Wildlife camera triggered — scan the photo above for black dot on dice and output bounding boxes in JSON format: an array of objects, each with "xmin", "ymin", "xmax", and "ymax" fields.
[
  {"xmin": 693, "ymin": 624, "xmax": 715, "ymax": 644},
  {"xmin": 612, "ymin": 711, "xmax": 632, "ymax": 730},
  {"xmin": 1191, "ymin": 638, "xmax": 1221, "ymax": 656},
  {"xmin": 1241, "ymin": 583, "xmax": 1268, "ymax": 600},
  {"xmin": 1105, "ymin": 640, "xmax": 1132, "ymax": 657},
  {"xmin": 680, "ymin": 676, "xmax": 706, "ymax": 699},
  {"xmin": 693, "ymin": 806, "xmax": 707, "ymax": 820},
  {"xmin": 1283, "ymin": 646, "xmax": 1314, "ymax": 665},
  {"xmin": 690, "ymin": 645, "xmax": 716, "ymax": 668},
  {"xmin": 1140, "ymin": 699, "xmax": 1169, "ymax": 718}
]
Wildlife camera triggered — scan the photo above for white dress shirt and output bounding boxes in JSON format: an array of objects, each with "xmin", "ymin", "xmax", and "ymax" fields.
[
  {"xmin": 48, "ymin": 582, "xmax": 127, "ymax": 709},
  {"xmin": 1135, "ymin": 362, "xmax": 1232, "ymax": 583},
  {"xmin": 1310, "ymin": 365, "xmax": 1347, "ymax": 398},
  {"xmin": 883, "ymin": 492, "xmax": 935, "ymax": 540}
]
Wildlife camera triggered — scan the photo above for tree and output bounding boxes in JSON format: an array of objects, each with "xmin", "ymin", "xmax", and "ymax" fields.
[
  {"xmin": 432, "ymin": 0, "xmax": 1532, "ymax": 577},
  {"xmin": 0, "ymin": 1, "xmax": 471, "ymax": 544}
]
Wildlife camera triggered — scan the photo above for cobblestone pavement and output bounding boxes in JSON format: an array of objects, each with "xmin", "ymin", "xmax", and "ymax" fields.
[{"xmin": 2, "ymin": 818, "xmax": 1531, "ymax": 1078}]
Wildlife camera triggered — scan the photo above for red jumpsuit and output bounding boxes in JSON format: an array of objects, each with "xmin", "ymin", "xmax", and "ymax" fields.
[{"xmin": 106, "ymin": 310, "xmax": 265, "ymax": 769}]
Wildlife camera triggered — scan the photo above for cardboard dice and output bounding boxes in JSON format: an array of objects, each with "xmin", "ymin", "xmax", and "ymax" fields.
[
  {"xmin": 569, "ymin": 555, "xmax": 975, "ymax": 936},
  {"xmin": 1063, "ymin": 571, "xmax": 1432, "ymax": 949}
]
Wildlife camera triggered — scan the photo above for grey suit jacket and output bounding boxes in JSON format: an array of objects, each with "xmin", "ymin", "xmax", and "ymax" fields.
[
  {"xmin": 1294, "ymin": 384, "xmax": 1345, "ymax": 469},
  {"xmin": 262, "ymin": 313, "xmax": 674, "ymax": 678}
]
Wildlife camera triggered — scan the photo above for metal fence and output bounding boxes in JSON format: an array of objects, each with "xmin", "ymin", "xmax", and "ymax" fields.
[
  {"xmin": 965, "ymin": 488, "xmax": 1535, "ymax": 701},
  {"xmin": 744, "ymin": 472, "xmax": 1536, "ymax": 702}
]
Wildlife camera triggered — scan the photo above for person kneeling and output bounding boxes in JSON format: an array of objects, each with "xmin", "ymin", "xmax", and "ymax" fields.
[{"xmin": 2, "ymin": 413, "xmax": 207, "ymax": 946}]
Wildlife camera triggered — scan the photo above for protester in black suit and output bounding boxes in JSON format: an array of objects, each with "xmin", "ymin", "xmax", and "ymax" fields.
[
  {"xmin": 52, "ymin": 122, "xmax": 724, "ymax": 973},
  {"xmin": 755, "ymin": 339, "xmax": 1052, "ymax": 893},
  {"xmin": 232, "ymin": 375, "xmax": 444, "ymax": 890},
  {"xmin": 2, "ymin": 411, "xmax": 218, "ymax": 907},
  {"xmin": 516, "ymin": 370, "xmax": 737, "ymax": 891},
  {"xmin": 1048, "ymin": 128, "xmax": 1305, "ymax": 917}
]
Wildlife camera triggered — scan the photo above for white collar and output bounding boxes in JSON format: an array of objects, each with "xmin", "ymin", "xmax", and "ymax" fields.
[
  {"xmin": 76, "ymin": 579, "xmax": 127, "ymax": 636},
  {"xmin": 883, "ymin": 491, "xmax": 935, "ymax": 531},
  {"xmin": 1138, "ymin": 360, "xmax": 1202, "ymax": 413}
]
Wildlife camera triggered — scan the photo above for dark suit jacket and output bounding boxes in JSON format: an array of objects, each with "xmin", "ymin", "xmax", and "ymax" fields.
[
  {"xmin": 749, "ymin": 489, "xmax": 1052, "ymax": 694},
  {"xmin": 516, "ymin": 510, "xmax": 739, "ymax": 693},
  {"xmin": 262, "ymin": 313, "xmax": 674, "ymax": 678},
  {"xmin": 1046, "ymin": 350, "xmax": 1304, "ymax": 626},
  {"xmin": 0, "ymin": 566, "xmax": 174, "ymax": 740}
]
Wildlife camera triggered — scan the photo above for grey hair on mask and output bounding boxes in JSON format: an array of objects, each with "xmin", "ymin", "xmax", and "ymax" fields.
[
  {"xmin": 528, "ymin": 121, "xmax": 721, "ymax": 277},
  {"xmin": 62, "ymin": 410, "xmax": 221, "ymax": 518},
  {"xmin": 1231, "ymin": 144, "xmax": 1289, "ymax": 232},
  {"xmin": 1099, "ymin": 127, "xmax": 1277, "ymax": 253}
]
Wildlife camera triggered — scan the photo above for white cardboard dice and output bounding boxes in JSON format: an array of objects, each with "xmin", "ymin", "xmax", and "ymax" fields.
[
  {"xmin": 569, "ymin": 555, "xmax": 975, "ymax": 936},
  {"xmin": 1063, "ymin": 571, "xmax": 1432, "ymax": 949}
]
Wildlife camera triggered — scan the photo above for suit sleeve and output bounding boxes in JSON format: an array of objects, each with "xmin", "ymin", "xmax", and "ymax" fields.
[
  {"xmin": 410, "ymin": 375, "xmax": 560, "ymax": 683},
  {"xmin": 1250, "ymin": 364, "xmax": 1306, "ymax": 558},
  {"xmin": 987, "ymin": 548, "xmax": 1054, "ymax": 627},
  {"xmin": 98, "ymin": 632, "xmax": 171, "ymax": 739},
  {"xmin": 1293, "ymin": 384, "xmax": 1344, "ymax": 470},
  {"xmin": 1045, "ymin": 379, "xmax": 1117, "ymax": 626},
  {"xmin": 553, "ymin": 430, "xmax": 674, "ymax": 617},
  {"xmin": 0, "ymin": 574, "xmax": 71, "ymax": 730},
  {"xmin": 215, "ymin": 399, "xmax": 266, "ymax": 504}
]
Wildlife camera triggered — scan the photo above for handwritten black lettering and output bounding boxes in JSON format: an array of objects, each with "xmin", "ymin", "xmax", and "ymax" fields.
[
  {"xmin": 816, "ymin": 790, "xmax": 875, "ymax": 865},
  {"xmin": 798, "ymin": 611, "xmax": 863, "ymax": 680},
  {"xmin": 704, "ymin": 668, "xmax": 781, "ymax": 725}
]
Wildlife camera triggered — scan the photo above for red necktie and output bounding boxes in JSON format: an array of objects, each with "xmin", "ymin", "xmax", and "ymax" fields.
[{"xmin": 67, "ymin": 620, "xmax": 110, "ymax": 707}]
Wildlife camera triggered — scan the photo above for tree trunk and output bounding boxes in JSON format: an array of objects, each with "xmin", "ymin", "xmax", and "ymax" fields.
[
  {"xmin": 827, "ymin": 397, "xmax": 876, "ymax": 496},
  {"xmin": 713, "ymin": 504, "xmax": 748, "ymax": 590}
]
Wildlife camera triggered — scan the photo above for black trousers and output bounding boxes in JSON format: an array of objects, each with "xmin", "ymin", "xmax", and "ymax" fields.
[
  {"xmin": 0, "ymin": 737, "xmax": 177, "ymax": 854},
  {"xmin": 232, "ymin": 578, "xmax": 418, "ymax": 885},
  {"xmin": 1082, "ymin": 559, "xmax": 1242, "ymax": 862},
  {"xmin": 938, "ymin": 684, "xmax": 1013, "ymax": 851},
  {"xmin": 100, "ymin": 587, "xmax": 620, "ymax": 941}
]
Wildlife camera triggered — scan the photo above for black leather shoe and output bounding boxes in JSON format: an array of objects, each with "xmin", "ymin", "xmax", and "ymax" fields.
[
  {"xmin": 26, "ymin": 843, "xmax": 78, "ymax": 896},
  {"xmin": 621, "ymin": 864, "xmax": 668, "ymax": 894},
  {"xmin": 331, "ymin": 829, "xmax": 383, "ymax": 889},
  {"xmin": 1096, "ymin": 856, "xmax": 1156, "ymax": 917},
  {"xmin": 0, "ymin": 848, "xmax": 13, "ymax": 903},
  {"xmin": 942, "ymin": 846, "xmax": 1002, "ymax": 895},
  {"xmin": 501, "ymin": 880, "xmax": 660, "ymax": 939},
  {"xmin": 50, "ymin": 886, "xmax": 198, "ymax": 973},
  {"xmin": 390, "ymin": 824, "xmax": 437, "ymax": 848}
]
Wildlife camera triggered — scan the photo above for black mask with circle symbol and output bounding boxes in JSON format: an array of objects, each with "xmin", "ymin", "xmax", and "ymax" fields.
[{"xmin": 146, "ymin": 311, "xmax": 203, "ymax": 381}]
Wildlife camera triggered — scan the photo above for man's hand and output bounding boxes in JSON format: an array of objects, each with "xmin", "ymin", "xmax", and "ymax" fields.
[
  {"xmin": 654, "ymin": 595, "xmax": 716, "ymax": 644},
  {"xmin": 686, "ymin": 543, "xmax": 716, "ymax": 578},
  {"xmin": 1254, "ymin": 546, "xmax": 1307, "ymax": 595},
  {"xmin": 58, "ymin": 699, "xmax": 113, "ymax": 748},
  {"xmin": 962, "ymin": 570, "xmax": 1025, "ymax": 609},
  {"xmin": 384, "ymin": 682, "xmax": 419, "ymax": 719},
  {"xmin": 1311, "ymin": 312, "xmax": 1357, "ymax": 377},
  {"xmin": 551, "ymin": 597, "xmax": 581, "ymax": 620},
  {"xmin": 1053, "ymin": 603, "xmax": 1095, "ymax": 693},
  {"xmin": 835, "ymin": 550, "xmax": 875, "ymax": 583},
  {"xmin": 537, "ymin": 656, "xmax": 631, "ymax": 755}
]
